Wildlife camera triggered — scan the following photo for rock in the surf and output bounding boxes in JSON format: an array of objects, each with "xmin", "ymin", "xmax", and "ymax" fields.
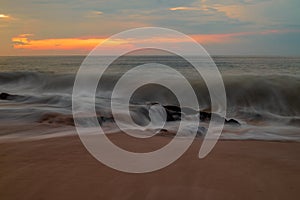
[
  {"xmin": 0, "ymin": 92, "xmax": 21, "ymax": 100},
  {"xmin": 163, "ymin": 105, "xmax": 182, "ymax": 121},
  {"xmin": 199, "ymin": 111, "xmax": 241, "ymax": 126},
  {"xmin": 225, "ymin": 118, "xmax": 241, "ymax": 126},
  {"xmin": 39, "ymin": 113, "xmax": 75, "ymax": 126},
  {"xmin": 0, "ymin": 92, "xmax": 24, "ymax": 100}
]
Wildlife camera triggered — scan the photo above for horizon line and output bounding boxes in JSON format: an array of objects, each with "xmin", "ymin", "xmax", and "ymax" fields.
[{"xmin": 1, "ymin": 54, "xmax": 300, "ymax": 58}]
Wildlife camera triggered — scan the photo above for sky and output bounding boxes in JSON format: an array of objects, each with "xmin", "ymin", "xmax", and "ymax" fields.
[{"xmin": 0, "ymin": 0, "xmax": 299, "ymax": 56}]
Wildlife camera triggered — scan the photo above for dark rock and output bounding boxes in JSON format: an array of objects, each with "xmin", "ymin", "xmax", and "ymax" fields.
[
  {"xmin": 200, "ymin": 110, "xmax": 241, "ymax": 126},
  {"xmin": 147, "ymin": 103, "xmax": 241, "ymax": 126},
  {"xmin": 97, "ymin": 116, "xmax": 115, "ymax": 124},
  {"xmin": 156, "ymin": 129, "xmax": 176, "ymax": 137},
  {"xmin": 39, "ymin": 113, "xmax": 75, "ymax": 126},
  {"xmin": 163, "ymin": 105, "xmax": 181, "ymax": 113},
  {"xmin": 163, "ymin": 105, "xmax": 182, "ymax": 122},
  {"xmin": 197, "ymin": 126, "xmax": 207, "ymax": 136},
  {"xmin": 225, "ymin": 118, "xmax": 241, "ymax": 126},
  {"xmin": 0, "ymin": 93, "xmax": 10, "ymax": 100},
  {"xmin": 199, "ymin": 111, "xmax": 212, "ymax": 122},
  {"xmin": 0, "ymin": 92, "xmax": 22, "ymax": 100}
]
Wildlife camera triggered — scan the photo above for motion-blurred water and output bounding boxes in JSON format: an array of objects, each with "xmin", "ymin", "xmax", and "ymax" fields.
[{"xmin": 0, "ymin": 56, "xmax": 299, "ymax": 141}]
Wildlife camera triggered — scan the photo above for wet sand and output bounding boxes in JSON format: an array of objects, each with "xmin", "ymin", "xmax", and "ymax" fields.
[{"xmin": 0, "ymin": 133, "xmax": 300, "ymax": 200}]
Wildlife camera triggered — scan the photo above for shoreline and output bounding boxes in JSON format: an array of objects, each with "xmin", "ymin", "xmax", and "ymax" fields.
[
  {"xmin": 1, "ymin": 133, "xmax": 299, "ymax": 200},
  {"xmin": 0, "ymin": 123, "xmax": 299, "ymax": 143}
]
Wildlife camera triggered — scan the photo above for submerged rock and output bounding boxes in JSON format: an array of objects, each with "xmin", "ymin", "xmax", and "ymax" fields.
[
  {"xmin": 97, "ymin": 116, "xmax": 115, "ymax": 125},
  {"xmin": 199, "ymin": 111, "xmax": 212, "ymax": 122},
  {"xmin": 156, "ymin": 129, "xmax": 176, "ymax": 137},
  {"xmin": 0, "ymin": 92, "xmax": 21, "ymax": 100},
  {"xmin": 0, "ymin": 92, "xmax": 26, "ymax": 101},
  {"xmin": 0, "ymin": 92, "xmax": 9, "ymax": 100},
  {"xmin": 200, "ymin": 111, "xmax": 241, "ymax": 126},
  {"xmin": 197, "ymin": 126, "xmax": 207, "ymax": 136},
  {"xmin": 225, "ymin": 118, "xmax": 241, "ymax": 126},
  {"xmin": 162, "ymin": 105, "xmax": 182, "ymax": 122},
  {"xmin": 160, "ymin": 104, "xmax": 241, "ymax": 126},
  {"xmin": 39, "ymin": 113, "xmax": 75, "ymax": 126}
]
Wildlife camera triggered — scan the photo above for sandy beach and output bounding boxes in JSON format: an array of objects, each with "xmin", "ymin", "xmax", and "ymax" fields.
[{"xmin": 0, "ymin": 133, "xmax": 299, "ymax": 200}]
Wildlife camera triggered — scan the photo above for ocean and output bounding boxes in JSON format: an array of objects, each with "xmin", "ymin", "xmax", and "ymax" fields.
[{"xmin": 0, "ymin": 56, "xmax": 299, "ymax": 141}]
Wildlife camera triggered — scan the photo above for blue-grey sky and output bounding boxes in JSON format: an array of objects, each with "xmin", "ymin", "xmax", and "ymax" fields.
[{"xmin": 0, "ymin": 0, "xmax": 299, "ymax": 55}]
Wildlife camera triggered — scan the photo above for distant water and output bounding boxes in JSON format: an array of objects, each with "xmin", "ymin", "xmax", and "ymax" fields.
[{"xmin": 0, "ymin": 56, "xmax": 299, "ymax": 141}]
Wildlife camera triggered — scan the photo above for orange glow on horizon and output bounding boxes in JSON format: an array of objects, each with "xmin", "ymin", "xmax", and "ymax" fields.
[
  {"xmin": 12, "ymin": 35, "xmax": 129, "ymax": 51},
  {"xmin": 11, "ymin": 29, "xmax": 293, "ymax": 52}
]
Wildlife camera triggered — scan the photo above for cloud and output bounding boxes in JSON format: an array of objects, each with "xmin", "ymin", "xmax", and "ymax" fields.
[
  {"xmin": 168, "ymin": 0, "xmax": 275, "ymax": 25},
  {"xmin": 2, "ymin": 0, "xmax": 300, "ymax": 56},
  {"xmin": 169, "ymin": 3, "xmax": 245, "ymax": 20},
  {"xmin": 93, "ymin": 11, "xmax": 103, "ymax": 15},
  {"xmin": 84, "ymin": 10, "xmax": 104, "ymax": 18},
  {"xmin": 169, "ymin": 7, "xmax": 202, "ymax": 11},
  {"xmin": 12, "ymin": 34, "xmax": 105, "ymax": 50},
  {"xmin": 0, "ymin": 14, "xmax": 12, "ymax": 20}
]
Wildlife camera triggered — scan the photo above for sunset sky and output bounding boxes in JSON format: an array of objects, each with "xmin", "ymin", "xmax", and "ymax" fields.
[{"xmin": 1, "ymin": 0, "xmax": 299, "ymax": 56}]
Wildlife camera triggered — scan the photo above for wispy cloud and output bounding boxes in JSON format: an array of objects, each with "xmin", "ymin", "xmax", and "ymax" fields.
[
  {"xmin": 0, "ymin": 14, "xmax": 12, "ymax": 20},
  {"xmin": 169, "ymin": 1, "xmax": 270, "ymax": 23},
  {"xmin": 169, "ymin": 7, "xmax": 202, "ymax": 11},
  {"xmin": 93, "ymin": 11, "xmax": 103, "ymax": 15},
  {"xmin": 85, "ymin": 10, "xmax": 104, "ymax": 18},
  {"xmin": 191, "ymin": 29, "xmax": 287, "ymax": 43}
]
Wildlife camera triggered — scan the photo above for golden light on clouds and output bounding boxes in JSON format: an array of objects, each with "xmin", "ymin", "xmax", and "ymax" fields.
[
  {"xmin": 12, "ymin": 33, "xmax": 230, "ymax": 51},
  {"xmin": 93, "ymin": 11, "xmax": 103, "ymax": 15},
  {"xmin": 11, "ymin": 29, "xmax": 292, "ymax": 53},
  {"xmin": 169, "ymin": 3, "xmax": 246, "ymax": 21},
  {"xmin": 169, "ymin": 7, "xmax": 201, "ymax": 11},
  {"xmin": 213, "ymin": 4, "xmax": 245, "ymax": 20},
  {"xmin": 11, "ymin": 34, "xmax": 130, "ymax": 51},
  {"xmin": 85, "ymin": 11, "xmax": 104, "ymax": 18},
  {"xmin": 0, "ymin": 14, "xmax": 11, "ymax": 19},
  {"xmin": 12, "ymin": 34, "xmax": 103, "ymax": 51}
]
